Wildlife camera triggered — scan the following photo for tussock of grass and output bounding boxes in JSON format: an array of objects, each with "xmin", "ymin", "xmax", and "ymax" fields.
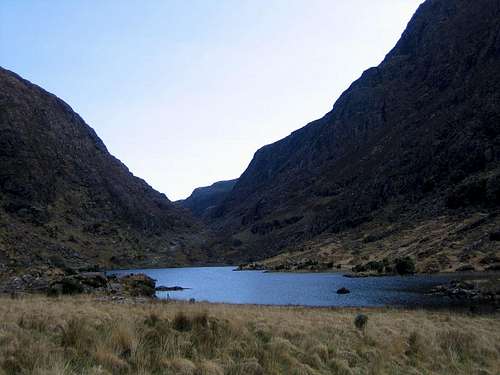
[{"xmin": 0, "ymin": 296, "xmax": 498, "ymax": 374}]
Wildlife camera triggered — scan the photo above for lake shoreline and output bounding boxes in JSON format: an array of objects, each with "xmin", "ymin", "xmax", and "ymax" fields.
[
  {"xmin": 3, "ymin": 265, "xmax": 498, "ymax": 310},
  {"xmin": 109, "ymin": 266, "xmax": 500, "ymax": 309},
  {"xmin": 149, "ymin": 296, "xmax": 500, "ymax": 314}
]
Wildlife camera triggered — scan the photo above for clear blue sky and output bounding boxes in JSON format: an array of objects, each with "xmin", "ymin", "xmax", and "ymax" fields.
[{"xmin": 0, "ymin": 0, "xmax": 422, "ymax": 200}]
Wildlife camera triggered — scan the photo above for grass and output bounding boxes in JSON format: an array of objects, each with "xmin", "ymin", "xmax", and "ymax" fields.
[
  {"xmin": 249, "ymin": 211, "xmax": 500, "ymax": 274},
  {"xmin": 0, "ymin": 296, "xmax": 498, "ymax": 374}
]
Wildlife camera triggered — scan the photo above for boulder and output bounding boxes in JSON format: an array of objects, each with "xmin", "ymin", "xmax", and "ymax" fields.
[
  {"xmin": 486, "ymin": 264, "xmax": 500, "ymax": 271},
  {"xmin": 120, "ymin": 274, "xmax": 156, "ymax": 297},
  {"xmin": 456, "ymin": 264, "xmax": 475, "ymax": 272},
  {"xmin": 76, "ymin": 272, "xmax": 108, "ymax": 288},
  {"xmin": 108, "ymin": 282, "xmax": 124, "ymax": 294},
  {"xmin": 337, "ymin": 287, "xmax": 350, "ymax": 294},
  {"xmin": 489, "ymin": 230, "xmax": 500, "ymax": 241},
  {"xmin": 52, "ymin": 276, "xmax": 85, "ymax": 295}
]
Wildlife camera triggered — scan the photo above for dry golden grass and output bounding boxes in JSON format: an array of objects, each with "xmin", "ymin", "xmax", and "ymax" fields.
[{"xmin": 0, "ymin": 296, "xmax": 498, "ymax": 375}]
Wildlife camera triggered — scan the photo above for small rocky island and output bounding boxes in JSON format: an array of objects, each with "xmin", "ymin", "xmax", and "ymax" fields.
[
  {"xmin": 155, "ymin": 285, "xmax": 190, "ymax": 291},
  {"xmin": 428, "ymin": 278, "xmax": 500, "ymax": 305}
]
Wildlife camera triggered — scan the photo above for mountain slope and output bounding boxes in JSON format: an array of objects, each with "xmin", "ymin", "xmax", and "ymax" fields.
[
  {"xmin": 0, "ymin": 67, "xmax": 209, "ymax": 271},
  {"xmin": 178, "ymin": 179, "xmax": 237, "ymax": 217},
  {"xmin": 207, "ymin": 0, "xmax": 500, "ymax": 271}
]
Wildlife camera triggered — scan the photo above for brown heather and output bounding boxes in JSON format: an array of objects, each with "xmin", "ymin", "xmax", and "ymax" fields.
[{"xmin": 0, "ymin": 296, "xmax": 499, "ymax": 374}]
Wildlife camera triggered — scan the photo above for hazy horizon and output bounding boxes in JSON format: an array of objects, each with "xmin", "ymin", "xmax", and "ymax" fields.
[{"xmin": 0, "ymin": 0, "xmax": 423, "ymax": 200}]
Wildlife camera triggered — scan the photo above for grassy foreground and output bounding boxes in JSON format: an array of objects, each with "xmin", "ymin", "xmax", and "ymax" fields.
[{"xmin": 0, "ymin": 296, "xmax": 498, "ymax": 375}]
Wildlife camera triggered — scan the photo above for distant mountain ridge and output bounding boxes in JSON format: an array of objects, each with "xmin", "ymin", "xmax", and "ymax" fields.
[
  {"xmin": 191, "ymin": 0, "xmax": 500, "ymax": 272},
  {"xmin": 0, "ymin": 67, "xmax": 209, "ymax": 271},
  {"xmin": 177, "ymin": 179, "xmax": 237, "ymax": 217}
]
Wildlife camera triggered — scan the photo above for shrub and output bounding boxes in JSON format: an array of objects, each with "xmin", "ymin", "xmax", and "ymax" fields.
[
  {"xmin": 328, "ymin": 359, "xmax": 352, "ymax": 375},
  {"xmin": 445, "ymin": 172, "xmax": 500, "ymax": 208},
  {"xmin": 395, "ymin": 257, "xmax": 416, "ymax": 275},
  {"xmin": 192, "ymin": 311, "xmax": 209, "ymax": 329},
  {"xmin": 172, "ymin": 311, "xmax": 211, "ymax": 332},
  {"xmin": 173, "ymin": 311, "xmax": 192, "ymax": 332},
  {"xmin": 163, "ymin": 358, "xmax": 196, "ymax": 375},
  {"xmin": 144, "ymin": 312, "xmax": 160, "ymax": 327},
  {"xmin": 196, "ymin": 360, "xmax": 224, "ymax": 375},
  {"xmin": 354, "ymin": 314, "xmax": 368, "ymax": 332},
  {"xmin": 109, "ymin": 323, "xmax": 135, "ymax": 359},
  {"xmin": 229, "ymin": 359, "xmax": 264, "ymax": 375},
  {"xmin": 60, "ymin": 318, "xmax": 96, "ymax": 352},
  {"xmin": 406, "ymin": 331, "xmax": 426, "ymax": 358},
  {"xmin": 46, "ymin": 285, "xmax": 61, "ymax": 297},
  {"xmin": 142, "ymin": 321, "xmax": 171, "ymax": 349},
  {"xmin": 94, "ymin": 350, "xmax": 129, "ymax": 373},
  {"xmin": 438, "ymin": 329, "xmax": 477, "ymax": 361},
  {"xmin": 232, "ymin": 238, "xmax": 243, "ymax": 247},
  {"xmin": 445, "ymin": 177, "xmax": 486, "ymax": 208},
  {"xmin": 366, "ymin": 260, "xmax": 384, "ymax": 273},
  {"xmin": 362, "ymin": 234, "xmax": 379, "ymax": 243},
  {"xmin": 352, "ymin": 264, "xmax": 367, "ymax": 273},
  {"xmin": 353, "ymin": 260, "xmax": 386, "ymax": 273},
  {"xmin": 489, "ymin": 230, "xmax": 500, "ymax": 241},
  {"xmin": 48, "ymin": 254, "xmax": 66, "ymax": 268},
  {"xmin": 61, "ymin": 278, "xmax": 84, "ymax": 294}
]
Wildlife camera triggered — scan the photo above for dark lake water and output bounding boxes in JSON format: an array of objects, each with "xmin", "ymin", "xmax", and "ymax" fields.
[{"xmin": 108, "ymin": 266, "xmax": 472, "ymax": 307}]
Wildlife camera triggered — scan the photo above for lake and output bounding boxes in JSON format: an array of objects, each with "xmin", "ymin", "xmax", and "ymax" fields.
[{"xmin": 107, "ymin": 266, "xmax": 474, "ymax": 307}]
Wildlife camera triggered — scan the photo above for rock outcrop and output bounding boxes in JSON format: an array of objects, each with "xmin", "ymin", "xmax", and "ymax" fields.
[
  {"xmin": 0, "ymin": 266, "xmax": 157, "ymax": 298},
  {"xmin": 428, "ymin": 278, "xmax": 500, "ymax": 305}
]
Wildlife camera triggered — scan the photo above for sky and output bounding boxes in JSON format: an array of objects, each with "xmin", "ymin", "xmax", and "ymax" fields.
[{"xmin": 0, "ymin": 0, "xmax": 423, "ymax": 200}]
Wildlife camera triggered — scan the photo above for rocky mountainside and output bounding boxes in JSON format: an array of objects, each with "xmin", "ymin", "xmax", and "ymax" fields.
[
  {"xmin": 0, "ymin": 67, "xmax": 210, "ymax": 273},
  {"xmin": 203, "ymin": 0, "xmax": 500, "ymax": 272},
  {"xmin": 178, "ymin": 179, "xmax": 237, "ymax": 217}
]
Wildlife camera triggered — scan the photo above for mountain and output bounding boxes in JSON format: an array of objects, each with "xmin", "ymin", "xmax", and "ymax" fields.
[
  {"xmin": 203, "ymin": 0, "xmax": 500, "ymax": 272},
  {"xmin": 177, "ymin": 179, "xmax": 237, "ymax": 217},
  {"xmin": 0, "ymin": 67, "xmax": 209, "ymax": 271}
]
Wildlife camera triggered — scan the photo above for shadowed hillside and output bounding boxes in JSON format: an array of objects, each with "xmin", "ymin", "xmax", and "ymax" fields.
[
  {"xmin": 178, "ymin": 179, "xmax": 237, "ymax": 218},
  {"xmin": 0, "ymin": 67, "xmax": 210, "ymax": 271}
]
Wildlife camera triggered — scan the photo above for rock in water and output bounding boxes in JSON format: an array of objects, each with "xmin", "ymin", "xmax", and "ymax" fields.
[
  {"xmin": 337, "ymin": 287, "xmax": 350, "ymax": 294},
  {"xmin": 155, "ymin": 285, "xmax": 189, "ymax": 291}
]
